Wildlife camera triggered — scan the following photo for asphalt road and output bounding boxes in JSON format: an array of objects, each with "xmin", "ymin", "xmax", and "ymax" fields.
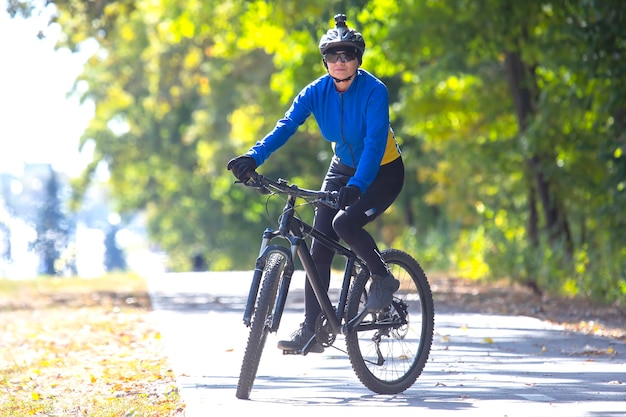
[{"xmin": 147, "ymin": 272, "xmax": 626, "ymax": 417}]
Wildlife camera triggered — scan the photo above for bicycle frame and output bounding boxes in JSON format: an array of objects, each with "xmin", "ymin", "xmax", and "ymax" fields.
[
  {"xmin": 242, "ymin": 190, "xmax": 370, "ymax": 342},
  {"xmin": 236, "ymin": 174, "xmax": 434, "ymax": 398}
]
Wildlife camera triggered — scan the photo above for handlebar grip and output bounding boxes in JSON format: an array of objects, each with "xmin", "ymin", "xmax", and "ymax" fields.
[
  {"xmin": 239, "ymin": 172, "xmax": 270, "ymax": 195},
  {"xmin": 240, "ymin": 171, "xmax": 260, "ymax": 186}
]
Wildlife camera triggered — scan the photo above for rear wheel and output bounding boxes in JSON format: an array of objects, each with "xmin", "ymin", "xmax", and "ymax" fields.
[
  {"xmin": 345, "ymin": 249, "xmax": 434, "ymax": 394},
  {"xmin": 236, "ymin": 251, "xmax": 287, "ymax": 399}
]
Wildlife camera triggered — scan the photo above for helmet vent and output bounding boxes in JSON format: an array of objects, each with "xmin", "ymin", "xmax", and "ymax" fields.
[{"xmin": 318, "ymin": 13, "xmax": 366, "ymax": 60}]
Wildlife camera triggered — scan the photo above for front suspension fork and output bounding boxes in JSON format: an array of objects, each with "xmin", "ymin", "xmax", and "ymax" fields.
[{"xmin": 243, "ymin": 230, "xmax": 294, "ymax": 327}]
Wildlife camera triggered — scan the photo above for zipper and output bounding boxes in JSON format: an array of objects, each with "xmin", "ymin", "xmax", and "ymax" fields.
[{"xmin": 339, "ymin": 92, "xmax": 356, "ymax": 167}]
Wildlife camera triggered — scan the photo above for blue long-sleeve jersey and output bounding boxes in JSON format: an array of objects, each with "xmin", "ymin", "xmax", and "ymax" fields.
[{"xmin": 245, "ymin": 69, "xmax": 401, "ymax": 192}]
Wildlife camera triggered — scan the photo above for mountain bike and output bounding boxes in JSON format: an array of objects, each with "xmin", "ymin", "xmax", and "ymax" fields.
[{"xmin": 235, "ymin": 172, "xmax": 435, "ymax": 400}]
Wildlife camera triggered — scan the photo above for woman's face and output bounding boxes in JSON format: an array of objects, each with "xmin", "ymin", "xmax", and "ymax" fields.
[{"xmin": 325, "ymin": 50, "xmax": 359, "ymax": 81}]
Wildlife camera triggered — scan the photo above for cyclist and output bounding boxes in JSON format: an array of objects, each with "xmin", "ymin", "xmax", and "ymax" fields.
[{"xmin": 227, "ymin": 14, "xmax": 404, "ymax": 353}]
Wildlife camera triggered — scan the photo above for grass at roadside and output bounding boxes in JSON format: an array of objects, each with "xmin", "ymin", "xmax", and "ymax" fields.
[{"xmin": 0, "ymin": 274, "xmax": 185, "ymax": 416}]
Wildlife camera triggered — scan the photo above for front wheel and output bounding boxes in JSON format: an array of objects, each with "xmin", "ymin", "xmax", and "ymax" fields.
[
  {"xmin": 345, "ymin": 249, "xmax": 435, "ymax": 395},
  {"xmin": 236, "ymin": 251, "xmax": 287, "ymax": 399}
]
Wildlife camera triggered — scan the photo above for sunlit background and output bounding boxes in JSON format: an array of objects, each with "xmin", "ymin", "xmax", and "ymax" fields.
[
  {"xmin": 0, "ymin": 3, "xmax": 92, "ymax": 176},
  {"xmin": 0, "ymin": 1, "xmax": 165, "ymax": 278}
]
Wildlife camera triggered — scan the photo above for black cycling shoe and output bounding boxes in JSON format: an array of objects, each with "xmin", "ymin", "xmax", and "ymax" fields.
[
  {"xmin": 365, "ymin": 273, "xmax": 400, "ymax": 312},
  {"xmin": 277, "ymin": 324, "xmax": 324, "ymax": 353}
]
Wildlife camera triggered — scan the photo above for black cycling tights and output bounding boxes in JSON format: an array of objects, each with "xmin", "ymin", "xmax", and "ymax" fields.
[{"xmin": 303, "ymin": 156, "xmax": 404, "ymax": 329}]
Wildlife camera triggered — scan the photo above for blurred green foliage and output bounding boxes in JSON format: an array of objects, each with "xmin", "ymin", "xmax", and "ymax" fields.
[{"xmin": 9, "ymin": 0, "xmax": 625, "ymax": 303}]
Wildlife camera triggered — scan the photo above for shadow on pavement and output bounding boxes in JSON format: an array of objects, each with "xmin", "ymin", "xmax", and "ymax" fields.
[{"xmin": 148, "ymin": 273, "xmax": 626, "ymax": 415}]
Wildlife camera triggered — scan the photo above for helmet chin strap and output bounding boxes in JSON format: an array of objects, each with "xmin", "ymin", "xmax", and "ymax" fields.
[
  {"xmin": 331, "ymin": 69, "xmax": 357, "ymax": 83},
  {"xmin": 332, "ymin": 74, "xmax": 354, "ymax": 83}
]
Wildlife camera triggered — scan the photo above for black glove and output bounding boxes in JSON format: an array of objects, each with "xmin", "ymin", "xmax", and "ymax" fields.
[
  {"xmin": 337, "ymin": 185, "xmax": 361, "ymax": 209},
  {"xmin": 227, "ymin": 155, "xmax": 257, "ymax": 181}
]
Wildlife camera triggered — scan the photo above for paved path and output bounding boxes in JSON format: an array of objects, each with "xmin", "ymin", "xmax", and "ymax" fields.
[{"xmin": 147, "ymin": 272, "xmax": 626, "ymax": 417}]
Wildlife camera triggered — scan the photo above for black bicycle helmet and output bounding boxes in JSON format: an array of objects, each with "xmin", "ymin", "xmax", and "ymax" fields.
[{"xmin": 319, "ymin": 14, "xmax": 366, "ymax": 64}]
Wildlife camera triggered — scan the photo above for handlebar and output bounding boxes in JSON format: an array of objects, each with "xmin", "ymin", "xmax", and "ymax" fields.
[{"xmin": 239, "ymin": 172, "xmax": 339, "ymax": 209}]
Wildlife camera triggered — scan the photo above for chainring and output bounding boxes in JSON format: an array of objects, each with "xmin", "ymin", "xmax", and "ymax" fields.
[{"xmin": 314, "ymin": 313, "xmax": 337, "ymax": 347}]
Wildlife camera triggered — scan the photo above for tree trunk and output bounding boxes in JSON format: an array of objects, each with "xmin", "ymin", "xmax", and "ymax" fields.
[
  {"xmin": 504, "ymin": 51, "xmax": 573, "ymax": 258},
  {"xmin": 527, "ymin": 181, "xmax": 539, "ymax": 248},
  {"xmin": 404, "ymin": 198, "xmax": 414, "ymax": 227}
]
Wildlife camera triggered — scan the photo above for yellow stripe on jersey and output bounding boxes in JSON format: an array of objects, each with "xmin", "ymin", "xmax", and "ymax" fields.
[
  {"xmin": 381, "ymin": 126, "xmax": 401, "ymax": 165},
  {"xmin": 331, "ymin": 125, "xmax": 401, "ymax": 166}
]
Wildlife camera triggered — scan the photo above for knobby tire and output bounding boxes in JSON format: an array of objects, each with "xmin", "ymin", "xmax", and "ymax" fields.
[
  {"xmin": 345, "ymin": 249, "xmax": 435, "ymax": 394},
  {"xmin": 236, "ymin": 251, "xmax": 286, "ymax": 399}
]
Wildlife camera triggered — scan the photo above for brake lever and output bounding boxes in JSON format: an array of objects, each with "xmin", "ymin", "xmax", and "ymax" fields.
[
  {"xmin": 234, "ymin": 172, "xmax": 259, "ymax": 187},
  {"xmin": 320, "ymin": 191, "xmax": 339, "ymax": 210},
  {"xmin": 235, "ymin": 173, "xmax": 270, "ymax": 194}
]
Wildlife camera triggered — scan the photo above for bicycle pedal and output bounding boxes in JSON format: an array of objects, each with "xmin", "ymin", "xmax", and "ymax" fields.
[{"xmin": 281, "ymin": 349, "xmax": 303, "ymax": 355}]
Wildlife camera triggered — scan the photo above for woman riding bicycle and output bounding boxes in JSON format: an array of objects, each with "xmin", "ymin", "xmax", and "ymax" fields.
[{"xmin": 227, "ymin": 14, "xmax": 404, "ymax": 353}]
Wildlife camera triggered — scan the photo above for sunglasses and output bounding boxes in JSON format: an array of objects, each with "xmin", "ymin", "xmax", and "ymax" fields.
[{"xmin": 324, "ymin": 52, "xmax": 357, "ymax": 64}]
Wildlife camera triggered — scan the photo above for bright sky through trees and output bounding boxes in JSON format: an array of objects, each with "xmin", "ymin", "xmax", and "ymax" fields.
[{"xmin": 0, "ymin": 1, "xmax": 94, "ymax": 177}]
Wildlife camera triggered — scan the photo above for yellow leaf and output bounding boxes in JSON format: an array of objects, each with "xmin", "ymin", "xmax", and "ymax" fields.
[
  {"xmin": 91, "ymin": 374, "xmax": 97, "ymax": 383},
  {"xmin": 460, "ymin": 325, "xmax": 468, "ymax": 331},
  {"xmin": 607, "ymin": 347, "xmax": 615, "ymax": 354},
  {"xmin": 483, "ymin": 337, "xmax": 494, "ymax": 344},
  {"xmin": 31, "ymin": 391, "xmax": 40, "ymax": 401}
]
